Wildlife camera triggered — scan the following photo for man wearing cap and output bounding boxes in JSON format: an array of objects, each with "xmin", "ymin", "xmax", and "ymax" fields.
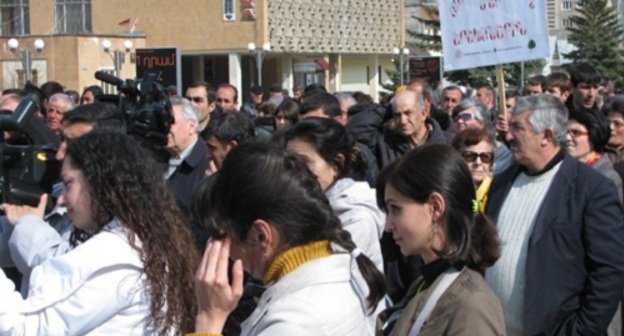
[{"xmin": 240, "ymin": 85, "xmax": 264, "ymax": 118}]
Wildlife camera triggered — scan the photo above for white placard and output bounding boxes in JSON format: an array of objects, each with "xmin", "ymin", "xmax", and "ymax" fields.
[
  {"xmin": 439, "ymin": 0, "xmax": 549, "ymax": 71},
  {"xmin": 223, "ymin": 0, "xmax": 235, "ymax": 21}
]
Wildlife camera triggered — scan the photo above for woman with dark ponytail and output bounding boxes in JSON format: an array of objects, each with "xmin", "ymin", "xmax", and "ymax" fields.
[
  {"xmin": 283, "ymin": 117, "xmax": 385, "ymax": 275},
  {"xmin": 377, "ymin": 144, "xmax": 504, "ymax": 335},
  {"xmin": 190, "ymin": 142, "xmax": 384, "ymax": 335}
]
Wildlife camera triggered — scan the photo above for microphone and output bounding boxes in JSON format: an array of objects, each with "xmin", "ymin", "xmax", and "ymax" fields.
[{"xmin": 95, "ymin": 71, "xmax": 124, "ymax": 87}]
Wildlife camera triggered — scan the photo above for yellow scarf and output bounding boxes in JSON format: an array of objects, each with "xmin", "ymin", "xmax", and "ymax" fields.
[
  {"xmin": 476, "ymin": 175, "xmax": 493, "ymax": 213},
  {"xmin": 263, "ymin": 240, "xmax": 332, "ymax": 284}
]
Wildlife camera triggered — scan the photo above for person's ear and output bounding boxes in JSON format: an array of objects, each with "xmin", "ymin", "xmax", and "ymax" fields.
[
  {"xmin": 428, "ymin": 192, "xmax": 446, "ymax": 220},
  {"xmin": 542, "ymin": 128, "xmax": 555, "ymax": 146},
  {"xmin": 249, "ymin": 219, "xmax": 275, "ymax": 250},
  {"xmin": 561, "ymin": 90, "xmax": 570, "ymax": 103},
  {"xmin": 335, "ymin": 153, "xmax": 345, "ymax": 167},
  {"xmin": 188, "ymin": 119, "xmax": 198, "ymax": 134},
  {"xmin": 226, "ymin": 139, "xmax": 239, "ymax": 152},
  {"xmin": 333, "ymin": 153, "xmax": 345, "ymax": 179}
]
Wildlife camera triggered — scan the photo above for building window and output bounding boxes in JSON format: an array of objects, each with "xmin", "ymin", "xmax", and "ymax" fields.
[
  {"xmin": 0, "ymin": 0, "xmax": 29, "ymax": 36},
  {"xmin": 563, "ymin": 18, "xmax": 572, "ymax": 28},
  {"xmin": 562, "ymin": 1, "xmax": 573, "ymax": 10},
  {"xmin": 56, "ymin": 0, "xmax": 91, "ymax": 34}
]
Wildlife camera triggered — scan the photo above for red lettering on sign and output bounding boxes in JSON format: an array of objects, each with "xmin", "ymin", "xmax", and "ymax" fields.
[{"xmin": 453, "ymin": 22, "xmax": 528, "ymax": 46}]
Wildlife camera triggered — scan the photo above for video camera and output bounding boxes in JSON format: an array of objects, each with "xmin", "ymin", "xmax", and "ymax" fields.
[
  {"xmin": 0, "ymin": 91, "xmax": 60, "ymax": 207},
  {"xmin": 94, "ymin": 71, "xmax": 173, "ymax": 162}
]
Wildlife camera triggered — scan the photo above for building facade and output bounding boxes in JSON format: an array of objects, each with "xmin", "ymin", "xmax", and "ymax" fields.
[{"xmin": 0, "ymin": 0, "xmax": 405, "ymax": 102}]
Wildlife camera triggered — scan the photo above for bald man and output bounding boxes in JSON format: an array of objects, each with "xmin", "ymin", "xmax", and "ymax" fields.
[{"xmin": 347, "ymin": 90, "xmax": 449, "ymax": 169}]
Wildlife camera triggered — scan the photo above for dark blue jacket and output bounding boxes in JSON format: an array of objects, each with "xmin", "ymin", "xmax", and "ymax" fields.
[
  {"xmin": 486, "ymin": 153, "xmax": 624, "ymax": 335},
  {"xmin": 167, "ymin": 139, "xmax": 210, "ymax": 217}
]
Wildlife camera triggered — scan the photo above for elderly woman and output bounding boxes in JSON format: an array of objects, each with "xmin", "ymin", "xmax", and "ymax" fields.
[
  {"xmin": 451, "ymin": 99, "xmax": 511, "ymax": 175},
  {"xmin": 567, "ymin": 108, "xmax": 623, "ymax": 201},
  {"xmin": 451, "ymin": 99, "xmax": 495, "ymax": 132},
  {"xmin": 452, "ymin": 128, "xmax": 495, "ymax": 212}
]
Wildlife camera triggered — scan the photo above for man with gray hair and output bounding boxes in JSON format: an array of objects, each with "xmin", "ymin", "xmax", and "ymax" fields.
[
  {"xmin": 485, "ymin": 94, "xmax": 624, "ymax": 335},
  {"xmin": 334, "ymin": 92, "xmax": 356, "ymax": 125},
  {"xmin": 164, "ymin": 96, "xmax": 210, "ymax": 215},
  {"xmin": 46, "ymin": 93, "xmax": 75, "ymax": 133}
]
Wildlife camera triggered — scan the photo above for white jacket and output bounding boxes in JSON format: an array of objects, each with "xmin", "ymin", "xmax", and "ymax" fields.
[
  {"xmin": 0, "ymin": 220, "xmax": 151, "ymax": 335},
  {"xmin": 241, "ymin": 251, "xmax": 379, "ymax": 335},
  {"xmin": 9, "ymin": 212, "xmax": 72, "ymax": 296},
  {"xmin": 326, "ymin": 178, "xmax": 385, "ymax": 272}
]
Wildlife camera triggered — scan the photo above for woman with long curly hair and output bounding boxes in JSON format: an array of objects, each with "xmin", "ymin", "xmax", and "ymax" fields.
[{"xmin": 0, "ymin": 131, "xmax": 198, "ymax": 335}]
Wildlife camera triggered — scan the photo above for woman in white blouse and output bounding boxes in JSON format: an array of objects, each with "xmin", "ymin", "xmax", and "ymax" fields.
[{"xmin": 0, "ymin": 131, "xmax": 198, "ymax": 335}]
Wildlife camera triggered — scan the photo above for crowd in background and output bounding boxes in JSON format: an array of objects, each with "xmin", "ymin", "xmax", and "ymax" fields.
[{"xmin": 0, "ymin": 61, "xmax": 623, "ymax": 335}]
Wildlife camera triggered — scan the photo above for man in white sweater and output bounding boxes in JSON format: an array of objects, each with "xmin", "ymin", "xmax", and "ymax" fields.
[{"xmin": 485, "ymin": 94, "xmax": 624, "ymax": 335}]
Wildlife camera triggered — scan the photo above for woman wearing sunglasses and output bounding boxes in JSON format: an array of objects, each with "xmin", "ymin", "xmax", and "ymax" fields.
[
  {"xmin": 452, "ymin": 128, "xmax": 495, "ymax": 212},
  {"xmin": 566, "ymin": 108, "xmax": 623, "ymax": 201},
  {"xmin": 451, "ymin": 99, "xmax": 494, "ymax": 132}
]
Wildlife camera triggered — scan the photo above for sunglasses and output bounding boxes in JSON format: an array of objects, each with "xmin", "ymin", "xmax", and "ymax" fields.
[
  {"xmin": 454, "ymin": 112, "xmax": 474, "ymax": 122},
  {"xmin": 462, "ymin": 151, "xmax": 494, "ymax": 164},
  {"xmin": 567, "ymin": 129, "xmax": 589, "ymax": 137}
]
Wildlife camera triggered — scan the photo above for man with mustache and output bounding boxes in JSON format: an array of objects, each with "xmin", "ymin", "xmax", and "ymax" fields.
[{"xmin": 485, "ymin": 94, "xmax": 624, "ymax": 335}]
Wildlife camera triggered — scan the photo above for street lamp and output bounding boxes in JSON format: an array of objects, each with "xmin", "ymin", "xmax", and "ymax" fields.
[
  {"xmin": 393, "ymin": 47, "xmax": 410, "ymax": 85},
  {"xmin": 248, "ymin": 42, "xmax": 271, "ymax": 86},
  {"xmin": 101, "ymin": 39, "xmax": 133, "ymax": 77},
  {"xmin": 7, "ymin": 38, "xmax": 45, "ymax": 83}
]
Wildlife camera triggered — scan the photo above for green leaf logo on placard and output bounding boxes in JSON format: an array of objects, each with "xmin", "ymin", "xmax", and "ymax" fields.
[{"xmin": 528, "ymin": 40, "xmax": 536, "ymax": 49}]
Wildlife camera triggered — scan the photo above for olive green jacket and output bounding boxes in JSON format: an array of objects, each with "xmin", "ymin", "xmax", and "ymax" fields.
[{"xmin": 379, "ymin": 267, "xmax": 505, "ymax": 336}]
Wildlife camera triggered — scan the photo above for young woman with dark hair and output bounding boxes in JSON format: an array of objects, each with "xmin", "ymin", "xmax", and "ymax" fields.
[
  {"xmin": 284, "ymin": 117, "xmax": 385, "ymax": 273},
  {"xmin": 191, "ymin": 142, "xmax": 385, "ymax": 335},
  {"xmin": 80, "ymin": 85, "xmax": 103, "ymax": 105},
  {"xmin": 377, "ymin": 144, "xmax": 504, "ymax": 336},
  {"xmin": 0, "ymin": 132, "xmax": 198, "ymax": 335},
  {"xmin": 274, "ymin": 98, "xmax": 299, "ymax": 130}
]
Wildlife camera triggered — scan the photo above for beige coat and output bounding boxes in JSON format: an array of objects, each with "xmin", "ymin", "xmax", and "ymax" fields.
[{"xmin": 380, "ymin": 267, "xmax": 505, "ymax": 336}]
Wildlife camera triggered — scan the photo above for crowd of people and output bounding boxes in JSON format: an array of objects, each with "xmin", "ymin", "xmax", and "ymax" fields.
[{"xmin": 0, "ymin": 61, "xmax": 623, "ymax": 336}]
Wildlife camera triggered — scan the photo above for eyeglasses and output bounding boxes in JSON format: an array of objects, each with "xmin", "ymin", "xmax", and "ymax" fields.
[
  {"xmin": 454, "ymin": 112, "xmax": 473, "ymax": 122},
  {"xmin": 462, "ymin": 151, "xmax": 494, "ymax": 164},
  {"xmin": 186, "ymin": 96, "xmax": 205, "ymax": 104},
  {"xmin": 567, "ymin": 129, "xmax": 589, "ymax": 137}
]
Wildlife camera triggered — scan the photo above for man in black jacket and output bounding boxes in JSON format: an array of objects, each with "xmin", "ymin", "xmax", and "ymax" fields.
[
  {"xmin": 347, "ymin": 89, "xmax": 449, "ymax": 169},
  {"xmin": 164, "ymin": 97, "xmax": 210, "ymax": 217}
]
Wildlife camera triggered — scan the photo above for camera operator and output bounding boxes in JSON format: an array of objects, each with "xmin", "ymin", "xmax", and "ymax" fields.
[{"xmin": 0, "ymin": 102, "xmax": 124, "ymax": 295}]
